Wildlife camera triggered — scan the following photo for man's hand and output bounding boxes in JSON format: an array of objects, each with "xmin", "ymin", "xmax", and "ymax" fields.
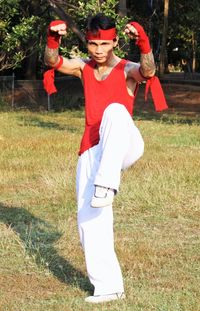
[
  {"xmin": 47, "ymin": 20, "xmax": 67, "ymax": 49},
  {"xmin": 124, "ymin": 23, "xmax": 139, "ymax": 40},
  {"xmin": 125, "ymin": 22, "xmax": 151, "ymax": 54},
  {"xmin": 49, "ymin": 21, "xmax": 67, "ymax": 36}
]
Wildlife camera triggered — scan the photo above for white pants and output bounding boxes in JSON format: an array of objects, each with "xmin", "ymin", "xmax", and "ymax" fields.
[{"xmin": 76, "ymin": 103, "xmax": 144, "ymax": 295}]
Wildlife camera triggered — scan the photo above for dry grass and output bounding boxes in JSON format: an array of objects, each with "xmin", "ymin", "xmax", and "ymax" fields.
[{"xmin": 0, "ymin": 110, "xmax": 199, "ymax": 311}]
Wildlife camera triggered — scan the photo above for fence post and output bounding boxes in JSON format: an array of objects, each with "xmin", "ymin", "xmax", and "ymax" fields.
[
  {"xmin": 47, "ymin": 93, "xmax": 51, "ymax": 111},
  {"xmin": 12, "ymin": 72, "xmax": 15, "ymax": 109}
]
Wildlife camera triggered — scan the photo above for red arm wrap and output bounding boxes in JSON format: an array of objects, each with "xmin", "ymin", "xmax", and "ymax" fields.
[
  {"xmin": 138, "ymin": 67, "xmax": 168, "ymax": 112},
  {"xmin": 43, "ymin": 56, "xmax": 63, "ymax": 95},
  {"xmin": 145, "ymin": 76, "xmax": 168, "ymax": 112},
  {"xmin": 129, "ymin": 22, "xmax": 151, "ymax": 54},
  {"xmin": 47, "ymin": 20, "xmax": 66, "ymax": 49}
]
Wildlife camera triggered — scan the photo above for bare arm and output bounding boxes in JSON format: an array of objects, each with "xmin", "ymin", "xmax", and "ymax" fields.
[
  {"xmin": 44, "ymin": 22, "xmax": 84, "ymax": 78},
  {"xmin": 44, "ymin": 45, "xmax": 84, "ymax": 78},
  {"xmin": 44, "ymin": 46, "xmax": 59, "ymax": 67},
  {"xmin": 124, "ymin": 23, "xmax": 156, "ymax": 80},
  {"xmin": 140, "ymin": 51, "xmax": 156, "ymax": 78}
]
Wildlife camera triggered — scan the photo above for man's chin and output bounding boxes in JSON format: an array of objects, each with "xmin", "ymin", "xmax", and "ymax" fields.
[{"xmin": 94, "ymin": 57, "xmax": 106, "ymax": 63}]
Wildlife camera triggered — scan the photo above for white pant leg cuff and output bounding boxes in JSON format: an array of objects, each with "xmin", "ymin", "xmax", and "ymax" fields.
[
  {"xmin": 94, "ymin": 180, "xmax": 119, "ymax": 193},
  {"xmin": 94, "ymin": 287, "xmax": 124, "ymax": 296}
]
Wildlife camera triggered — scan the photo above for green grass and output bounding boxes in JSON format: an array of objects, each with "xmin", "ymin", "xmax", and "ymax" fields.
[{"xmin": 0, "ymin": 110, "xmax": 199, "ymax": 311}]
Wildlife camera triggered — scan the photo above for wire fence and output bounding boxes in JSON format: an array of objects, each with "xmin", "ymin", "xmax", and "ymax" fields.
[
  {"xmin": 0, "ymin": 75, "xmax": 84, "ymax": 111},
  {"xmin": 1, "ymin": 72, "xmax": 200, "ymax": 113}
]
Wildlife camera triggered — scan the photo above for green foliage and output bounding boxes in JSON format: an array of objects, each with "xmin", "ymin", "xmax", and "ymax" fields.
[
  {"xmin": 0, "ymin": 0, "xmax": 130, "ymax": 70},
  {"xmin": 62, "ymin": 0, "xmax": 129, "ymax": 58},
  {"xmin": 0, "ymin": 0, "xmax": 19, "ymax": 19},
  {"xmin": 2, "ymin": 16, "xmax": 41, "ymax": 50},
  {"xmin": 0, "ymin": 0, "xmax": 200, "ymax": 74},
  {"xmin": 77, "ymin": 0, "xmax": 117, "ymax": 17},
  {"xmin": 167, "ymin": 1, "xmax": 200, "ymax": 70},
  {"xmin": 0, "ymin": 0, "xmax": 48, "ymax": 71}
]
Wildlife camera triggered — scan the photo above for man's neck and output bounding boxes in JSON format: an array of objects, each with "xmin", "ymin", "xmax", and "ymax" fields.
[
  {"xmin": 95, "ymin": 54, "xmax": 120, "ymax": 71},
  {"xmin": 94, "ymin": 55, "xmax": 121, "ymax": 81}
]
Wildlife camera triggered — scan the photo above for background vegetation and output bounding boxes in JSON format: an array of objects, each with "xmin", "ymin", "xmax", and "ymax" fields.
[{"xmin": 0, "ymin": 0, "xmax": 200, "ymax": 79}]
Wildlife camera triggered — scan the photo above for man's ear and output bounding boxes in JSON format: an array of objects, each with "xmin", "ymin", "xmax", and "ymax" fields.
[{"xmin": 113, "ymin": 36, "xmax": 119, "ymax": 47}]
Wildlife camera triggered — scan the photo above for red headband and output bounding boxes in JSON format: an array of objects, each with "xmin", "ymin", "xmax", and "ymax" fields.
[{"xmin": 86, "ymin": 28, "xmax": 117, "ymax": 40}]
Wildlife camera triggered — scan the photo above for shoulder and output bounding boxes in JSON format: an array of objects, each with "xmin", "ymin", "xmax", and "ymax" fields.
[
  {"xmin": 81, "ymin": 58, "xmax": 94, "ymax": 68},
  {"xmin": 71, "ymin": 57, "xmax": 87, "ymax": 70},
  {"xmin": 125, "ymin": 61, "xmax": 140, "ymax": 74},
  {"xmin": 59, "ymin": 57, "xmax": 88, "ymax": 78},
  {"xmin": 125, "ymin": 61, "xmax": 145, "ymax": 82}
]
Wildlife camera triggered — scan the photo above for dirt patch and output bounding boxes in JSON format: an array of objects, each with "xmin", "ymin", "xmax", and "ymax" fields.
[
  {"xmin": 136, "ymin": 83, "xmax": 200, "ymax": 116},
  {"xmin": 163, "ymin": 83, "xmax": 200, "ymax": 114}
]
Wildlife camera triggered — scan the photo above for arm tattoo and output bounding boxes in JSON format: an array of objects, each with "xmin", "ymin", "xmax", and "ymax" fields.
[
  {"xmin": 140, "ymin": 52, "xmax": 156, "ymax": 78},
  {"xmin": 44, "ymin": 46, "xmax": 59, "ymax": 67}
]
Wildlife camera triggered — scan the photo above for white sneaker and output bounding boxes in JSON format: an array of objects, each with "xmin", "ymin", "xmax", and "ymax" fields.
[
  {"xmin": 91, "ymin": 186, "xmax": 115, "ymax": 208},
  {"xmin": 85, "ymin": 292, "xmax": 125, "ymax": 303}
]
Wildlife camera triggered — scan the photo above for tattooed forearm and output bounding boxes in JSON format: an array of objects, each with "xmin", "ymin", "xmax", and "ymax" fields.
[
  {"xmin": 140, "ymin": 51, "xmax": 156, "ymax": 78},
  {"xmin": 44, "ymin": 46, "xmax": 59, "ymax": 67}
]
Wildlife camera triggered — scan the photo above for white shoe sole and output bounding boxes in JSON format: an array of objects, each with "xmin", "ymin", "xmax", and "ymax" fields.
[
  {"xmin": 91, "ymin": 197, "xmax": 114, "ymax": 208},
  {"xmin": 85, "ymin": 293, "xmax": 125, "ymax": 303}
]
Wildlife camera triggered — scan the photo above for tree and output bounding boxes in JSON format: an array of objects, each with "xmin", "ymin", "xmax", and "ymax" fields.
[
  {"xmin": 166, "ymin": 0, "xmax": 200, "ymax": 72},
  {"xmin": 118, "ymin": 0, "xmax": 127, "ymax": 17},
  {"xmin": 128, "ymin": 0, "xmax": 200, "ymax": 73},
  {"xmin": 0, "ymin": 0, "xmax": 130, "ymax": 77},
  {"xmin": 1, "ymin": 0, "xmax": 199, "ymax": 78},
  {"xmin": 0, "ymin": 0, "xmax": 48, "ymax": 78},
  {"xmin": 159, "ymin": 0, "xmax": 169, "ymax": 75}
]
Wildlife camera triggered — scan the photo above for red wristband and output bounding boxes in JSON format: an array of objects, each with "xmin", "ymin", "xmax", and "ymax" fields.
[
  {"xmin": 55, "ymin": 55, "xmax": 63, "ymax": 70},
  {"xmin": 47, "ymin": 20, "xmax": 66, "ymax": 49},
  {"xmin": 129, "ymin": 22, "xmax": 151, "ymax": 54},
  {"xmin": 43, "ymin": 56, "xmax": 63, "ymax": 95}
]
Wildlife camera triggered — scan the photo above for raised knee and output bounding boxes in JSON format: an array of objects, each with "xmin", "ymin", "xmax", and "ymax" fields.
[
  {"xmin": 136, "ymin": 140, "xmax": 145, "ymax": 164},
  {"xmin": 103, "ymin": 103, "xmax": 129, "ymax": 119}
]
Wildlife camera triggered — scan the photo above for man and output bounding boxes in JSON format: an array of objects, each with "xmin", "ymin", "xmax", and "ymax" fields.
[{"xmin": 44, "ymin": 13, "xmax": 167, "ymax": 304}]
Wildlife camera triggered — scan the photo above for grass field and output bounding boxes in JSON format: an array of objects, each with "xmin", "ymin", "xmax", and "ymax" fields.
[{"xmin": 0, "ymin": 109, "xmax": 199, "ymax": 311}]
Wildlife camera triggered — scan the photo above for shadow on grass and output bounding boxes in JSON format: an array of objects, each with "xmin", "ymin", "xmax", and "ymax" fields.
[
  {"xmin": 134, "ymin": 109, "xmax": 200, "ymax": 126},
  {"xmin": 17, "ymin": 115, "xmax": 80, "ymax": 133},
  {"xmin": 16, "ymin": 107, "xmax": 200, "ymax": 128},
  {"xmin": 0, "ymin": 203, "xmax": 93, "ymax": 294}
]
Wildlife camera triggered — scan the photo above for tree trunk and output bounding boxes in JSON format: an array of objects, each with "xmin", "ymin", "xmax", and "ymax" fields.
[
  {"xmin": 119, "ymin": 0, "xmax": 127, "ymax": 17},
  {"xmin": 24, "ymin": 1, "xmax": 41, "ymax": 79},
  {"xmin": 159, "ymin": 0, "xmax": 169, "ymax": 76},
  {"xmin": 98, "ymin": 0, "xmax": 104, "ymax": 9},
  {"xmin": 24, "ymin": 51, "xmax": 38, "ymax": 80},
  {"xmin": 192, "ymin": 31, "xmax": 196, "ymax": 73},
  {"xmin": 118, "ymin": 0, "xmax": 128, "ymax": 58}
]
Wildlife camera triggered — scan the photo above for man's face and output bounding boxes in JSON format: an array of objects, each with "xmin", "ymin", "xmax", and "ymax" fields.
[{"xmin": 87, "ymin": 39, "xmax": 117, "ymax": 63}]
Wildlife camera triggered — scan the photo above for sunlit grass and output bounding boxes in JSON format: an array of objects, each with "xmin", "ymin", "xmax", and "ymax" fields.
[{"xmin": 0, "ymin": 110, "xmax": 199, "ymax": 310}]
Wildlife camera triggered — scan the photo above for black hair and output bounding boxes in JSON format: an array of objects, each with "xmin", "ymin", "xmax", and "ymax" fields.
[{"xmin": 86, "ymin": 13, "xmax": 116, "ymax": 32}]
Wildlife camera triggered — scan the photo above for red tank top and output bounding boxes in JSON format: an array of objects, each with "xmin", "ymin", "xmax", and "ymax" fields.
[{"xmin": 79, "ymin": 59, "xmax": 137, "ymax": 155}]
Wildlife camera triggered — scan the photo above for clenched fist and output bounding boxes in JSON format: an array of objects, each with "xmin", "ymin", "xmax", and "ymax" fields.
[
  {"xmin": 124, "ymin": 22, "xmax": 151, "ymax": 54},
  {"xmin": 124, "ymin": 23, "xmax": 139, "ymax": 40},
  {"xmin": 49, "ymin": 20, "xmax": 67, "ymax": 36},
  {"xmin": 47, "ymin": 20, "xmax": 67, "ymax": 49}
]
